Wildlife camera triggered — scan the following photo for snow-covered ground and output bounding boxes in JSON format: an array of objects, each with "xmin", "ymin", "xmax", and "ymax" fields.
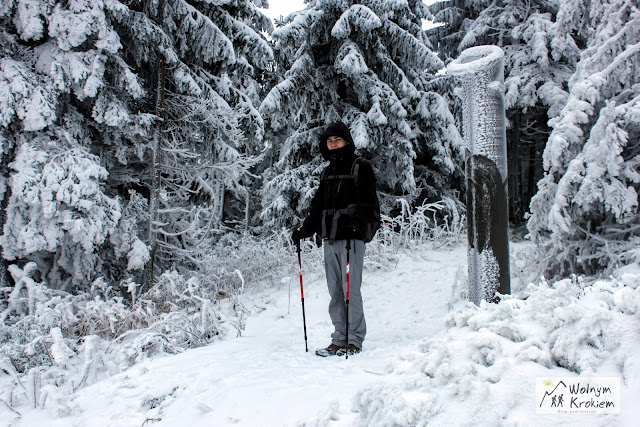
[{"xmin": 3, "ymin": 243, "xmax": 639, "ymax": 426}]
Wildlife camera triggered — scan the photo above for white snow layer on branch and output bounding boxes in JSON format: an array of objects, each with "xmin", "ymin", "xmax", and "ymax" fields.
[
  {"xmin": 48, "ymin": 0, "xmax": 122, "ymax": 53},
  {"xmin": 383, "ymin": 20, "xmax": 443, "ymax": 71},
  {"xmin": 260, "ymin": 54, "xmax": 313, "ymax": 115},
  {"xmin": 271, "ymin": 8, "xmax": 323, "ymax": 47},
  {"xmin": 331, "ymin": 5, "xmax": 382, "ymax": 39},
  {"xmin": 335, "ymin": 40, "xmax": 369, "ymax": 77},
  {"xmin": 1, "ymin": 262, "xmax": 38, "ymax": 323},
  {"xmin": 127, "ymin": 238, "xmax": 150, "ymax": 271},
  {"xmin": 50, "ymin": 327, "xmax": 74, "ymax": 366},
  {"xmin": 156, "ymin": 0, "xmax": 235, "ymax": 66},
  {"xmin": 0, "ymin": 58, "xmax": 56, "ymax": 131},
  {"xmin": 13, "ymin": 0, "xmax": 45, "ymax": 41},
  {"xmin": 349, "ymin": 112, "xmax": 370, "ymax": 149},
  {"xmin": 227, "ymin": 14, "xmax": 273, "ymax": 67},
  {"xmin": 1, "ymin": 142, "xmax": 121, "ymax": 260},
  {"xmin": 92, "ymin": 93, "xmax": 131, "ymax": 127}
]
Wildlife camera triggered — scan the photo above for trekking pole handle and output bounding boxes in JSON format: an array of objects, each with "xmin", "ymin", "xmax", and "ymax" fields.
[{"xmin": 297, "ymin": 241, "xmax": 304, "ymax": 299}]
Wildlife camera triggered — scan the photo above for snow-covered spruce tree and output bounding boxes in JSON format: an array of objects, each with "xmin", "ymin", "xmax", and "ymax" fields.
[
  {"xmin": 123, "ymin": 0, "xmax": 273, "ymax": 278},
  {"xmin": 428, "ymin": 0, "xmax": 580, "ymax": 223},
  {"xmin": 259, "ymin": 0, "xmax": 464, "ymax": 229},
  {"xmin": 0, "ymin": 0, "xmax": 273, "ymax": 290},
  {"xmin": 527, "ymin": 0, "xmax": 640, "ymax": 277},
  {"xmin": 0, "ymin": 0, "xmax": 152, "ymax": 291}
]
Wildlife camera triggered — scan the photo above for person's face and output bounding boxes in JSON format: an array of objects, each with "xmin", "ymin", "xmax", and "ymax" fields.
[{"xmin": 327, "ymin": 136, "xmax": 347, "ymax": 150}]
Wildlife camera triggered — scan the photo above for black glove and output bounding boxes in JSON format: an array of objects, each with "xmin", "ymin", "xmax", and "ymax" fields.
[{"xmin": 291, "ymin": 229, "xmax": 305, "ymax": 245}]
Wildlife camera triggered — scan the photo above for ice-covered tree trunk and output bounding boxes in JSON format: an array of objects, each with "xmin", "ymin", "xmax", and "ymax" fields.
[
  {"xmin": 0, "ymin": 184, "xmax": 8, "ymax": 289},
  {"xmin": 145, "ymin": 55, "xmax": 166, "ymax": 287},
  {"xmin": 448, "ymin": 46, "xmax": 510, "ymax": 304}
]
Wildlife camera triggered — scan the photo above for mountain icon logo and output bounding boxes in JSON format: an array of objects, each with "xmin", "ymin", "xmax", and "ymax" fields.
[{"xmin": 539, "ymin": 381, "xmax": 567, "ymax": 407}]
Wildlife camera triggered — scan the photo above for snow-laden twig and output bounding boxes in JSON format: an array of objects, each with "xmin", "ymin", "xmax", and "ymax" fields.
[{"xmin": 0, "ymin": 398, "xmax": 21, "ymax": 418}]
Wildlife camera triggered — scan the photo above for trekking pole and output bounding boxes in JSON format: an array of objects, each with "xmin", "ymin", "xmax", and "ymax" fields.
[
  {"xmin": 296, "ymin": 241, "xmax": 309, "ymax": 352},
  {"xmin": 345, "ymin": 239, "xmax": 351, "ymax": 359}
]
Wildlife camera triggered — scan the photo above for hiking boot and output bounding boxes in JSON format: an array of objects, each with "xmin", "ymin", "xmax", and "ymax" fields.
[
  {"xmin": 315, "ymin": 343, "xmax": 343, "ymax": 357},
  {"xmin": 336, "ymin": 344, "xmax": 361, "ymax": 356}
]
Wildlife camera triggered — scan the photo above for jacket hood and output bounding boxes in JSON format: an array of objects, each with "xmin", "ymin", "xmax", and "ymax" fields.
[{"xmin": 319, "ymin": 121, "xmax": 355, "ymax": 161}]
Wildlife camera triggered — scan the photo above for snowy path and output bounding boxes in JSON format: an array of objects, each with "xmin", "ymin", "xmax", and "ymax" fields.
[{"xmin": 32, "ymin": 246, "xmax": 466, "ymax": 426}]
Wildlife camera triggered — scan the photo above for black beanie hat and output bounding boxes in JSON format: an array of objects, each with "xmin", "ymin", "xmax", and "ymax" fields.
[{"xmin": 319, "ymin": 121, "xmax": 355, "ymax": 160}]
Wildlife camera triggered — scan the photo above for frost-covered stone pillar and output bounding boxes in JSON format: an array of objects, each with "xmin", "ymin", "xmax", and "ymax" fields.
[{"xmin": 448, "ymin": 46, "xmax": 510, "ymax": 304}]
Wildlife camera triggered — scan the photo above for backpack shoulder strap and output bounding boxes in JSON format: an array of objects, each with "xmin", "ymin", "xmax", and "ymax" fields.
[
  {"xmin": 320, "ymin": 165, "xmax": 328, "ymax": 181},
  {"xmin": 351, "ymin": 157, "xmax": 363, "ymax": 182}
]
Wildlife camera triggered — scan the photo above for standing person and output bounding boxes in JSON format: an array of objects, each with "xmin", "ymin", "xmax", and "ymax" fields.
[{"xmin": 292, "ymin": 121, "xmax": 380, "ymax": 356}]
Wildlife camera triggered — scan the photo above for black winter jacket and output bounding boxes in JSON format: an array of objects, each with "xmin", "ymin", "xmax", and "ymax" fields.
[{"xmin": 300, "ymin": 143, "xmax": 379, "ymax": 243}]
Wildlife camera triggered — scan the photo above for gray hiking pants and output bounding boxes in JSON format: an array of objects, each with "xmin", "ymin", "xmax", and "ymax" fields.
[{"xmin": 323, "ymin": 239, "xmax": 366, "ymax": 349}]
